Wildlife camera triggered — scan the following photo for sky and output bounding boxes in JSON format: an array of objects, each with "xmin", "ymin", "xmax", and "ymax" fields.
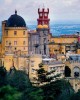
[{"xmin": 0, "ymin": 0, "xmax": 80, "ymax": 24}]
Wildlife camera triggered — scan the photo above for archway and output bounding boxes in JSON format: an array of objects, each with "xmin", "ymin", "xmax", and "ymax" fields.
[
  {"xmin": 65, "ymin": 66, "xmax": 71, "ymax": 77},
  {"xmin": 73, "ymin": 66, "xmax": 80, "ymax": 77}
]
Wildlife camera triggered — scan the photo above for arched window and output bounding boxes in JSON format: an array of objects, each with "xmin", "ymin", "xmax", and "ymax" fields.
[
  {"xmin": 6, "ymin": 30, "xmax": 8, "ymax": 36},
  {"xmin": 14, "ymin": 31, "xmax": 17, "ymax": 35},
  {"xmin": 73, "ymin": 66, "xmax": 80, "ymax": 77},
  {"xmin": 65, "ymin": 66, "xmax": 71, "ymax": 77}
]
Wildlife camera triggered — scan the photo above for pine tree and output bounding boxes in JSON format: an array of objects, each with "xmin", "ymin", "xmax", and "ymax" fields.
[{"xmin": 37, "ymin": 63, "xmax": 61, "ymax": 84}]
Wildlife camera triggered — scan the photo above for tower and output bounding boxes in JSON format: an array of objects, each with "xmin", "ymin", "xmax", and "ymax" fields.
[
  {"xmin": 37, "ymin": 26, "xmax": 49, "ymax": 57},
  {"xmin": 37, "ymin": 8, "xmax": 50, "ymax": 31}
]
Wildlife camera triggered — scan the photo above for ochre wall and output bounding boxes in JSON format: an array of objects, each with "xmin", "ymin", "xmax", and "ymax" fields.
[
  {"xmin": 4, "ymin": 54, "xmax": 14, "ymax": 70},
  {"xmin": 2, "ymin": 24, "xmax": 28, "ymax": 55},
  {"xmin": 48, "ymin": 36, "xmax": 78, "ymax": 55},
  {"xmin": 29, "ymin": 54, "xmax": 42, "ymax": 81},
  {"xmin": 50, "ymin": 37, "xmax": 77, "ymax": 43}
]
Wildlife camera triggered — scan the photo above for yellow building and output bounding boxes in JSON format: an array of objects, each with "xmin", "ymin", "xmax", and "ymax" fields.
[
  {"xmin": 43, "ymin": 60, "xmax": 65, "ymax": 79},
  {"xmin": 49, "ymin": 34, "xmax": 80, "ymax": 56},
  {"xmin": 28, "ymin": 54, "xmax": 42, "ymax": 83},
  {"xmin": 0, "ymin": 10, "xmax": 29, "ymax": 70},
  {"xmin": 28, "ymin": 54, "xmax": 65, "ymax": 85},
  {"xmin": 2, "ymin": 12, "xmax": 28, "ymax": 55}
]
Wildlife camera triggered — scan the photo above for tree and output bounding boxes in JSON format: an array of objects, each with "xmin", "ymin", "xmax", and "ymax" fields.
[
  {"xmin": 71, "ymin": 90, "xmax": 80, "ymax": 100},
  {"xmin": 0, "ymin": 85, "xmax": 22, "ymax": 100},
  {"xmin": 57, "ymin": 80, "xmax": 74, "ymax": 100},
  {"xmin": 37, "ymin": 67, "xmax": 47, "ymax": 83},
  {"xmin": 21, "ymin": 86, "xmax": 44, "ymax": 100},
  {"xmin": 41, "ymin": 80, "xmax": 74, "ymax": 100},
  {"xmin": 37, "ymin": 63, "xmax": 61, "ymax": 84},
  {"xmin": 7, "ymin": 70, "xmax": 32, "ymax": 91},
  {"xmin": 0, "ymin": 66, "xmax": 7, "ymax": 87}
]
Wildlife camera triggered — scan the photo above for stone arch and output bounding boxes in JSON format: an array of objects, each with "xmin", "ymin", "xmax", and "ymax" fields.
[
  {"xmin": 65, "ymin": 66, "xmax": 71, "ymax": 77},
  {"xmin": 73, "ymin": 66, "xmax": 80, "ymax": 77}
]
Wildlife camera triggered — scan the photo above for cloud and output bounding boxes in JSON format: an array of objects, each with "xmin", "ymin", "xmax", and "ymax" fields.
[
  {"xmin": 66, "ymin": 0, "xmax": 79, "ymax": 6},
  {"xmin": 0, "ymin": 0, "xmax": 80, "ymax": 23},
  {"xmin": 5, "ymin": 0, "xmax": 13, "ymax": 5}
]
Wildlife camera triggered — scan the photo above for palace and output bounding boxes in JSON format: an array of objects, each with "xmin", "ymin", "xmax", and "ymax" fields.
[{"xmin": 0, "ymin": 8, "xmax": 80, "ymax": 91}]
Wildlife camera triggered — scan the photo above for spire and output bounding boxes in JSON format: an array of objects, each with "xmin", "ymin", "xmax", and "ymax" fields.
[{"xmin": 15, "ymin": 10, "xmax": 17, "ymax": 15}]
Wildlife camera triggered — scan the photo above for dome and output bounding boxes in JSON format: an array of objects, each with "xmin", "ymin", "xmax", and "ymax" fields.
[
  {"xmin": 43, "ymin": 25, "xmax": 48, "ymax": 29},
  {"xmin": 37, "ymin": 25, "xmax": 43, "ymax": 29},
  {"xmin": 6, "ymin": 10, "xmax": 26, "ymax": 27}
]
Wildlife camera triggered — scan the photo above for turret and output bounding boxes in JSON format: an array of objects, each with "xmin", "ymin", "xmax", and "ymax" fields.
[
  {"xmin": 37, "ymin": 24, "xmax": 49, "ymax": 57},
  {"xmin": 37, "ymin": 8, "xmax": 50, "ymax": 32}
]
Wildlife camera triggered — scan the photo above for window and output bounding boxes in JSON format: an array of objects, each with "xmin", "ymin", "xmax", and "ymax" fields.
[
  {"xmin": 24, "ymin": 47, "xmax": 25, "ymax": 50},
  {"xmin": 74, "ymin": 72, "xmax": 79, "ymax": 77},
  {"xmin": 6, "ymin": 41, "xmax": 8, "ymax": 45},
  {"xmin": 42, "ymin": 21, "xmax": 44, "ymax": 25},
  {"xmin": 6, "ymin": 30, "xmax": 8, "ymax": 36},
  {"xmin": 14, "ymin": 47, "xmax": 17, "ymax": 50},
  {"xmin": 5, "ymin": 47, "xmax": 9, "ymax": 50},
  {"xmin": 45, "ymin": 13, "xmax": 47, "ymax": 17},
  {"xmin": 23, "ymin": 41, "xmax": 26, "ymax": 45},
  {"xmin": 14, "ymin": 41, "xmax": 17, "ymax": 45},
  {"xmin": 14, "ymin": 31, "xmax": 17, "ymax": 35},
  {"xmin": 23, "ymin": 31, "xmax": 25, "ymax": 35},
  {"xmin": 40, "ymin": 13, "xmax": 42, "ymax": 17},
  {"xmin": 74, "ymin": 67, "xmax": 80, "ymax": 77},
  {"xmin": 9, "ymin": 42, "xmax": 11, "ymax": 46},
  {"xmin": 44, "ymin": 38, "xmax": 46, "ymax": 43},
  {"xmin": 32, "ymin": 68, "xmax": 35, "ymax": 72},
  {"xmin": 31, "ymin": 61, "xmax": 34, "ymax": 67}
]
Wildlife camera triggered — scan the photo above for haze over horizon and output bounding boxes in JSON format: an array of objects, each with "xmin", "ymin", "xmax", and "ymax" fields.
[{"xmin": 0, "ymin": 0, "xmax": 80, "ymax": 24}]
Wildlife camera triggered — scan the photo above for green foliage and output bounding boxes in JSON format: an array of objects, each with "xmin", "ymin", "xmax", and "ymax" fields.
[
  {"xmin": 22, "ymin": 79, "xmax": 74, "ymax": 100},
  {"xmin": 57, "ymin": 80, "xmax": 74, "ymax": 100},
  {"xmin": 37, "ymin": 67, "xmax": 47, "ymax": 83},
  {"xmin": 21, "ymin": 87, "xmax": 44, "ymax": 100},
  {"xmin": 37, "ymin": 63, "xmax": 61, "ymax": 83},
  {"xmin": 0, "ymin": 65, "xmax": 79, "ymax": 100},
  {"xmin": 41, "ymin": 80, "xmax": 74, "ymax": 100},
  {"xmin": 0, "ymin": 85, "xmax": 22, "ymax": 100},
  {"xmin": 0, "ymin": 66, "xmax": 7, "ymax": 87},
  {"xmin": 71, "ymin": 90, "xmax": 80, "ymax": 100},
  {"xmin": 28, "ymin": 88, "xmax": 44, "ymax": 100},
  {"xmin": 7, "ymin": 70, "xmax": 32, "ymax": 91},
  {"xmin": 37, "ymin": 68, "xmax": 46, "ymax": 74}
]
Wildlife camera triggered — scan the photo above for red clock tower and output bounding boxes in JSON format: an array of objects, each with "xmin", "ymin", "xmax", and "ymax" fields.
[{"xmin": 37, "ymin": 8, "xmax": 50, "ymax": 29}]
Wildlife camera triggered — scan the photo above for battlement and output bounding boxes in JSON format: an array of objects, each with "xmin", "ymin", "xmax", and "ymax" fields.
[
  {"xmin": 38, "ymin": 8, "xmax": 49, "ymax": 13},
  {"xmin": 37, "ymin": 8, "xmax": 50, "ymax": 32}
]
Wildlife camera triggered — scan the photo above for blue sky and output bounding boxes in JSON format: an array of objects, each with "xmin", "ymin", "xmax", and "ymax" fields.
[{"xmin": 0, "ymin": 0, "xmax": 80, "ymax": 24}]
